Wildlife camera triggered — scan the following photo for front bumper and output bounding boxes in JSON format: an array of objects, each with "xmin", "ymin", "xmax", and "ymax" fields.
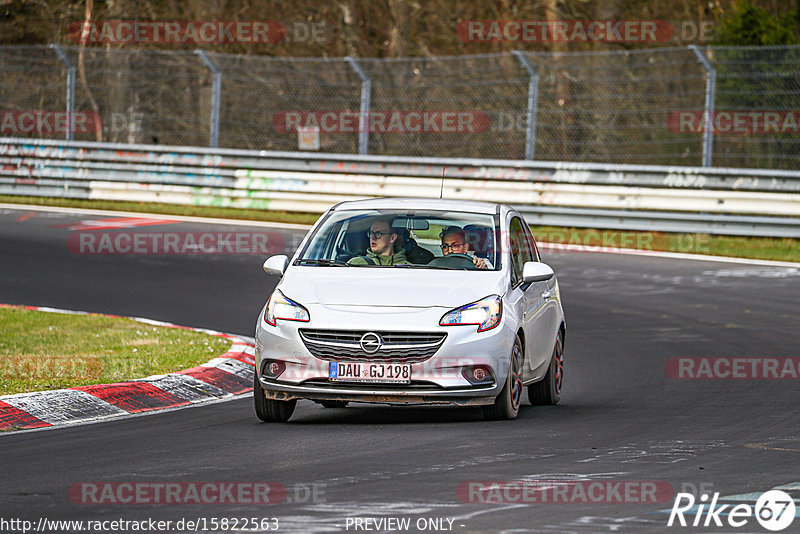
[
  {"xmin": 255, "ymin": 304, "xmax": 514, "ymax": 406},
  {"xmin": 260, "ymin": 383, "xmax": 497, "ymax": 406}
]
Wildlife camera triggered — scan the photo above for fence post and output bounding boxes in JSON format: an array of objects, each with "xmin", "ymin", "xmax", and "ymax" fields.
[
  {"xmin": 195, "ymin": 50, "xmax": 222, "ymax": 148},
  {"xmin": 689, "ymin": 45, "xmax": 716, "ymax": 167},
  {"xmin": 346, "ymin": 57, "xmax": 371, "ymax": 155},
  {"xmin": 50, "ymin": 44, "xmax": 76, "ymax": 141},
  {"xmin": 512, "ymin": 50, "xmax": 540, "ymax": 161}
]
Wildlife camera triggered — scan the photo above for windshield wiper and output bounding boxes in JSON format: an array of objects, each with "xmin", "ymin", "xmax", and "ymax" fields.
[
  {"xmin": 393, "ymin": 264, "xmax": 463, "ymax": 270},
  {"xmin": 295, "ymin": 258, "xmax": 352, "ymax": 267}
]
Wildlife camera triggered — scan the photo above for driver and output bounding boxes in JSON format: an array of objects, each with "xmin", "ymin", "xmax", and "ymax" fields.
[
  {"xmin": 348, "ymin": 217, "xmax": 410, "ymax": 265},
  {"xmin": 440, "ymin": 226, "xmax": 491, "ymax": 269}
]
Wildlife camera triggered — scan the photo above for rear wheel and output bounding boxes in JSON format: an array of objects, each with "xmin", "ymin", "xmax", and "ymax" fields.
[
  {"xmin": 482, "ymin": 335, "xmax": 523, "ymax": 420},
  {"xmin": 254, "ymin": 373, "xmax": 296, "ymax": 422},
  {"xmin": 528, "ymin": 329, "xmax": 563, "ymax": 406}
]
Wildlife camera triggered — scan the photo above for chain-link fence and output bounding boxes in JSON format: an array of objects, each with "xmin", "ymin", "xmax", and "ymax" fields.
[{"xmin": 1, "ymin": 44, "xmax": 799, "ymax": 169}]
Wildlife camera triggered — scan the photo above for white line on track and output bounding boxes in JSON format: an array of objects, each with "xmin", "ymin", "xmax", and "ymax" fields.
[
  {"xmin": 0, "ymin": 203, "xmax": 312, "ymax": 230},
  {"xmin": 3, "ymin": 202, "xmax": 800, "ymax": 267}
]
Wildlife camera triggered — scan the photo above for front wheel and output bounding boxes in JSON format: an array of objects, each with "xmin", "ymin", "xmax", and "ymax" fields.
[
  {"xmin": 254, "ymin": 373, "xmax": 296, "ymax": 422},
  {"xmin": 528, "ymin": 329, "xmax": 563, "ymax": 406},
  {"xmin": 482, "ymin": 335, "xmax": 523, "ymax": 420}
]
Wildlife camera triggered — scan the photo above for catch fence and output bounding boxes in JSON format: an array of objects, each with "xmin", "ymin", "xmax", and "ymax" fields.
[{"xmin": 2, "ymin": 45, "xmax": 799, "ymax": 169}]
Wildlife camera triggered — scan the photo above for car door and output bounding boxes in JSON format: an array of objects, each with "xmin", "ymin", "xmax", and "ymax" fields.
[
  {"xmin": 521, "ymin": 221, "xmax": 560, "ymax": 377},
  {"xmin": 508, "ymin": 215, "xmax": 550, "ymax": 381}
]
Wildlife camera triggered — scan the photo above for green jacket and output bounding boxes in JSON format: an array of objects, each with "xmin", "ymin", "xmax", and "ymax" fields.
[{"xmin": 348, "ymin": 248, "xmax": 409, "ymax": 265}]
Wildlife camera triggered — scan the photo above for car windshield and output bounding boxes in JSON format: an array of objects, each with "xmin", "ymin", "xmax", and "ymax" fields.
[{"xmin": 296, "ymin": 209, "xmax": 500, "ymax": 270}]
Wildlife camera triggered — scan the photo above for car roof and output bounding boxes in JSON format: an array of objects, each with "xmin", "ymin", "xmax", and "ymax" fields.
[{"xmin": 330, "ymin": 197, "xmax": 503, "ymax": 215}]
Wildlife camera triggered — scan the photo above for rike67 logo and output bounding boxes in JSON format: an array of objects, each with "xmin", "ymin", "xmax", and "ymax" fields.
[{"xmin": 668, "ymin": 489, "xmax": 796, "ymax": 531}]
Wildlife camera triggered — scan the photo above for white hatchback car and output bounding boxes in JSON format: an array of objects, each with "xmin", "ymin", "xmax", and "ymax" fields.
[{"xmin": 254, "ymin": 198, "xmax": 565, "ymax": 422}]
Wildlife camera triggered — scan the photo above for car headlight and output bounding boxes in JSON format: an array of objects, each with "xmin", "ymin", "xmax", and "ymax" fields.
[
  {"xmin": 264, "ymin": 290, "xmax": 310, "ymax": 326},
  {"xmin": 439, "ymin": 295, "xmax": 502, "ymax": 332}
]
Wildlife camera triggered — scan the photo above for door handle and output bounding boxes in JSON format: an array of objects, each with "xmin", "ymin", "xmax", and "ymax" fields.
[{"xmin": 542, "ymin": 290, "xmax": 552, "ymax": 300}]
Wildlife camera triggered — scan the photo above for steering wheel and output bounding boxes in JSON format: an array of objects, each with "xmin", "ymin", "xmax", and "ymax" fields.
[{"xmin": 427, "ymin": 253, "xmax": 477, "ymax": 270}]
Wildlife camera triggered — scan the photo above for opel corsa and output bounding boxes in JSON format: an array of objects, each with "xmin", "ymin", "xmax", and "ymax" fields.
[{"xmin": 254, "ymin": 198, "xmax": 565, "ymax": 422}]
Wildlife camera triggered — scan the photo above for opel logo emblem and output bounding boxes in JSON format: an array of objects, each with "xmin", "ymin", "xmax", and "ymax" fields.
[{"xmin": 359, "ymin": 332, "xmax": 382, "ymax": 354}]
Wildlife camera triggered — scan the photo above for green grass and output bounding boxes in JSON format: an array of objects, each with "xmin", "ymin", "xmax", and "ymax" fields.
[
  {"xmin": 0, "ymin": 307, "xmax": 232, "ymax": 395},
  {"xmin": 530, "ymin": 226, "xmax": 800, "ymax": 263},
  {"xmin": 2, "ymin": 195, "xmax": 799, "ymax": 262}
]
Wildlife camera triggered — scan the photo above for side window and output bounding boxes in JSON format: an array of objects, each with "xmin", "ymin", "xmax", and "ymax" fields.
[
  {"xmin": 509, "ymin": 217, "xmax": 527, "ymax": 284},
  {"xmin": 520, "ymin": 221, "xmax": 540, "ymax": 262}
]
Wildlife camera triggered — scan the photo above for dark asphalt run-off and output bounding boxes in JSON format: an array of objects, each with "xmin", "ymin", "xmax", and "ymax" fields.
[{"xmin": 0, "ymin": 205, "xmax": 798, "ymax": 533}]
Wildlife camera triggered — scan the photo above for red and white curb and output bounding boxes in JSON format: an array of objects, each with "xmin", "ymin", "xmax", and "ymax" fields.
[{"xmin": 0, "ymin": 304, "xmax": 255, "ymax": 433}]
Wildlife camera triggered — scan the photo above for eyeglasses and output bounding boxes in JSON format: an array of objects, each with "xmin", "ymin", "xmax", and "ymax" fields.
[
  {"xmin": 441, "ymin": 242, "xmax": 466, "ymax": 251},
  {"xmin": 367, "ymin": 230, "xmax": 392, "ymax": 239}
]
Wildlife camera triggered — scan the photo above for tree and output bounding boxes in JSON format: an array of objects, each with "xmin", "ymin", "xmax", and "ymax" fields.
[{"xmin": 713, "ymin": 0, "xmax": 800, "ymax": 45}]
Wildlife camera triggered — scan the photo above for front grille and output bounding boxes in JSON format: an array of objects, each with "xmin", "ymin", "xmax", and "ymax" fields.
[{"xmin": 299, "ymin": 329, "xmax": 446, "ymax": 362}]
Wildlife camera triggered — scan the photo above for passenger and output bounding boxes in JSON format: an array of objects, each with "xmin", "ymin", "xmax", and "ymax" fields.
[
  {"xmin": 348, "ymin": 218, "xmax": 409, "ymax": 265},
  {"xmin": 440, "ymin": 226, "xmax": 491, "ymax": 269}
]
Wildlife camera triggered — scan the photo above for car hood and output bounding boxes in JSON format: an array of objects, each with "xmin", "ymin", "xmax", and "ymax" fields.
[{"xmin": 277, "ymin": 266, "xmax": 507, "ymax": 308}]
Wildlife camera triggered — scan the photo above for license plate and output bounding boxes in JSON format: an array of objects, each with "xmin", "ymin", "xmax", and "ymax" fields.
[{"xmin": 329, "ymin": 361, "xmax": 411, "ymax": 384}]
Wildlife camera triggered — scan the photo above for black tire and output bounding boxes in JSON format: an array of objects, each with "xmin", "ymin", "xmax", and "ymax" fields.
[
  {"xmin": 253, "ymin": 373, "xmax": 296, "ymax": 422},
  {"xmin": 528, "ymin": 329, "xmax": 563, "ymax": 406},
  {"xmin": 482, "ymin": 335, "xmax": 523, "ymax": 420},
  {"xmin": 320, "ymin": 400, "xmax": 349, "ymax": 408}
]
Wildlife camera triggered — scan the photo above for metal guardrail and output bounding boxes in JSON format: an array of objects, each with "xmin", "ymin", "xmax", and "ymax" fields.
[{"xmin": 1, "ymin": 137, "xmax": 799, "ymax": 237}]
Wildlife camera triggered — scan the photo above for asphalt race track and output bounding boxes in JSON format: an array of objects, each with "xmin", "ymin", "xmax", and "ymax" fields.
[{"xmin": 1, "ymin": 205, "xmax": 798, "ymax": 533}]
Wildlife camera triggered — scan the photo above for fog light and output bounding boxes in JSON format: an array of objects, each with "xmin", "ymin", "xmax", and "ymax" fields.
[
  {"xmin": 461, "ymin": 365, "xmax": 493, "ymax": 385},
  {"xmin": 262, "ymin": 360, "xmax": 285, "ymax": 378}
]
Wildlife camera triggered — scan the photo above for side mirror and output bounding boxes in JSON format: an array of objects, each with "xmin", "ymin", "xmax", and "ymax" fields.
[
  {"xmin": 522, "ymin": 261, "xmax": 554, "ymax": 283},
  {"xmin": 263, "ymin": 255, "xmax": 289, "ymax": 276}
]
